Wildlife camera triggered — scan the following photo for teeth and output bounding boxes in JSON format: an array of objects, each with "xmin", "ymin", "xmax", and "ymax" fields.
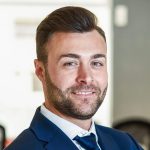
[{"xmin": 75, "ymin": 91, "xmax": 93, "ymax": 95}]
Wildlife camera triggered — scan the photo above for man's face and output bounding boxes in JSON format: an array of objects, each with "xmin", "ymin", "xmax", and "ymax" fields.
[{"xmin": 39, "ymin": 30, "xmax": 108, "ymax": 120}]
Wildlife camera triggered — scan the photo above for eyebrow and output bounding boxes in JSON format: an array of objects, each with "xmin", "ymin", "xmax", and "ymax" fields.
[
  {"xmin": 91, "ymin": 54, "xmax": 106, "ymax": 59},
  {"xmin": 58, "ymin": 53, "xmax": 106, "ymax": 61},
  {"xmin": 58, "ymin": 53, "xmax": 80, "ymax": 60}
]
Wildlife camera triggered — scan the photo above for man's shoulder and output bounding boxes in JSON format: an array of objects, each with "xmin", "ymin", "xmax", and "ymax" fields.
[
  {"xmin": 4, "ymin": 128, "xmax": 44, "ymax": 150},
  {"xmin": 95, "ymin": 124, "xmax": 125, "ymax": 135},
  {"xmin": 95, "ymin": 124, "xmax": 131, "ymax": 140},
  {"xmin": 95, "ymin": 124, "xmax": 143, "ymax": 150}
]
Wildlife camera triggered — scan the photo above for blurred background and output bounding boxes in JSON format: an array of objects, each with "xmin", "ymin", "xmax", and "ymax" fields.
[{"xmin": 0, "ymin": 0, "xmax": 149, "ymax": 149}]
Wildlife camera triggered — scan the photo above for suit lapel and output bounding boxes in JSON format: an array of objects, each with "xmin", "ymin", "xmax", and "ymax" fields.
[
  {"xmin": 30, "ymin": 107, "xmax": 78, "ymax": 150},
  {"xmin": 95, "ymin": 125, "xmax": 120, "ymax": 150},
  {"xmin": 45, "ymin": 131, "xmax": 78, "ymax": 150}
]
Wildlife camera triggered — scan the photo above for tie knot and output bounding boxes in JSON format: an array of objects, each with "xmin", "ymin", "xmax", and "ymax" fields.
[{"xmin": 74, "ymin": 133, "xmax": 100, "ymax": 150}]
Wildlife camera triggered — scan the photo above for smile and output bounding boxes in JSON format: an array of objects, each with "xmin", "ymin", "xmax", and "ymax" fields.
[{"xmin": 72, "ymin": 91, "xmax": 95, "ymax": 96}]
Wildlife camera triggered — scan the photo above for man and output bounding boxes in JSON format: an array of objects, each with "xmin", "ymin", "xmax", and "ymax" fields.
[{"xmin": 4, "ymin": 6, "xmax": 143, "ymax": 150}]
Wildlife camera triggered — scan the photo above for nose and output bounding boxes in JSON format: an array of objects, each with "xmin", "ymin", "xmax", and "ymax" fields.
[{"xmin": 76, "ymin": 64, "xmax": 93, "ymax": 85}]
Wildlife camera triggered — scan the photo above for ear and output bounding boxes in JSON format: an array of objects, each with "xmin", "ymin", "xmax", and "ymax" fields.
[{"xmin": 34, "ymin": 59, "xmax": 45, "ymax": 82}]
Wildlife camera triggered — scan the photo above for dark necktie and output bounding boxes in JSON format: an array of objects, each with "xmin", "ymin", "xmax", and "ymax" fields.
[{"xmin": 73, "ymin": 133, "xmax": 100, "ymax": 150}]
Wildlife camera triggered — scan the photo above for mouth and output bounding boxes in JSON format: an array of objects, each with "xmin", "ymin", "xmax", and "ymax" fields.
[{"xmin": 71, "ymin": 91, "xmax": 96, "ymax": 97}]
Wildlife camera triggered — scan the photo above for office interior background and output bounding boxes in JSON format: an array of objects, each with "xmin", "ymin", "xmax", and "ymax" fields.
[{"xmin": 0, "ymin": 0, "xmax": 149, "ymax": 149}]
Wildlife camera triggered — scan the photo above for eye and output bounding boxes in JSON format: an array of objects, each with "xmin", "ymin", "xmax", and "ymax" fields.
[
  {"xmin": 63, "ymin": 61, "xmax": 78, "ymax": 68},
  {"xmin": 91, "ymin": 61, "xmax": 104, "ymax": 68}
]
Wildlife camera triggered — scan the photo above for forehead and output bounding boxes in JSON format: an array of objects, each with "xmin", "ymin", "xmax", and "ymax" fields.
[{"xmin": 46, "ymin": 30, "xmax": 107, "ymax": 58}]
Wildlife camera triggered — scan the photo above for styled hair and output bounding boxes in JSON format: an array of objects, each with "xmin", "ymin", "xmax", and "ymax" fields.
[{"xmin": 36, "ymin": 6, "xmax": 106, "ymax": 63}]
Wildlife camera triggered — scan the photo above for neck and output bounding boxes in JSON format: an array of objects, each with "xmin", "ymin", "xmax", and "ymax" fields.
[
  {"xmin": 44, "ymin": 102, "xmax": 92, "ymax": 131},
  {"xmin": 62, "ymin": 115, "xmax": 92, "ymax": 131}
]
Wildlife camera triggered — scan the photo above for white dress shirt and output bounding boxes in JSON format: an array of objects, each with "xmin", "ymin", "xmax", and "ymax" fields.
[{"xmin": 40, "ymin": 105, "xmax": 101, "ymax": 150}]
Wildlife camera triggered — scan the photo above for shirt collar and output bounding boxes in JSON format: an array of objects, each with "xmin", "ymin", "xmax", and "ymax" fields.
[{"xmin": 40, "ymin": 104, "xmax": 98, "ymax": 140}]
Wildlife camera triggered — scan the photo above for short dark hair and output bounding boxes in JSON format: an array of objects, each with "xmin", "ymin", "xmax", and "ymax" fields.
[{"xmin": 36, "ymin": 6, "xmax": 106, "ymax": 63}]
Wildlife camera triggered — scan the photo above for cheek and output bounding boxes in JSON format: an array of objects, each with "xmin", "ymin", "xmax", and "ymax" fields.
[
  {"xmin": 95, "ymin": 71, "xmax": 108, "ymax": 89},
  {"xmin": 49, "ymin": 69, "xmax": 76, "ymax": 90}
]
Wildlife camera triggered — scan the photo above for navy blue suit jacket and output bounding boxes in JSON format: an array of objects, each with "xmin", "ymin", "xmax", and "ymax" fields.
[{"xmin": 4, "ymin": 107, "xmax": 143, "ymax": 150}]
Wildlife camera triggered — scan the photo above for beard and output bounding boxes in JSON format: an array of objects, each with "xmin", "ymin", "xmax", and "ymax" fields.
[{"xmin": 45, "ymin": 69, "xmax": 107, "ymax": 120}]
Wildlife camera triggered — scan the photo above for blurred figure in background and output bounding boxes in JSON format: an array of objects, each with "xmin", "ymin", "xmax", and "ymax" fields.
[
  {"xmin": 4, "ymin": 6, "xmax": 143, "ymax": 150},
  {"xmin": 0, "ymin": 124, "xmax": 5, "ymax": 150}
]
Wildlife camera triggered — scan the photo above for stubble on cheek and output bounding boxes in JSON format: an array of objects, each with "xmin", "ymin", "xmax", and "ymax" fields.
[{"xmin": 44, "ymin": 67, "xmax": 107, "ymax": 119}]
